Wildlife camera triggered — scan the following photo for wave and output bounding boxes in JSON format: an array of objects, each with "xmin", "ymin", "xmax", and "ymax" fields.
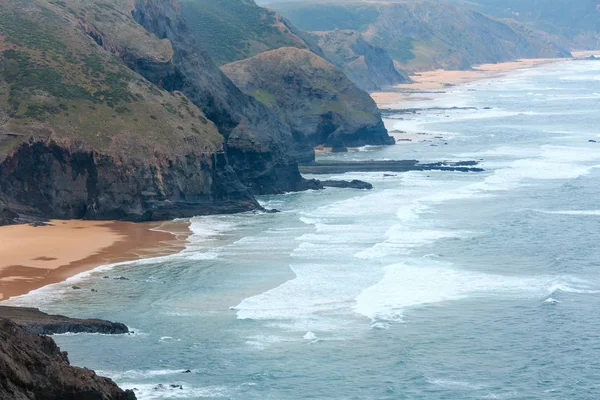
[
  {"xmin": 119, "ymin": 383, "xmax": 231, "ymax": 399},
  {"xmin": 532, "ymin": 209, "xmax": 600, "ymax": 216},
  {"xmin": 354, "ymin": 259, "xmax": 598, "ymax": 323}
]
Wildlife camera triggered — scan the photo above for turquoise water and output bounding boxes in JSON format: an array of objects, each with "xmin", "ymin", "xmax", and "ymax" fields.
[{"xmin": 6, "ymin": 59, "xmax": 600, "ymax": 399}]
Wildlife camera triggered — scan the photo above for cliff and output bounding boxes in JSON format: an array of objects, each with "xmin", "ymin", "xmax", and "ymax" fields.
[
  {"xmin": 222, "ymin": 47, "xmax": 393, "ymax": 151},
  {"xmin": 310, "ymin": 30, "xmax": 409, "ymax": 91},
  {"xmin": 0, "ymin": 318, "xmax": 135, "ymax": 400},
  {"xmin": 0, "ymin": 0, "xmax": 337, "ymax": 226},
  {"xmin": 0, "ymin": 0, "xmax": 262, "ymax": 224}
]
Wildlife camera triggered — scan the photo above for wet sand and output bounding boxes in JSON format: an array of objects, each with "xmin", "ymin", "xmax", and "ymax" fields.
[
  {"xmin": 0, "ymin": 220, "xmax": 190, "ymax": 300},
  {"xmin": 371, "ymin": 55, "xmax": 594, "ymax": 107}
]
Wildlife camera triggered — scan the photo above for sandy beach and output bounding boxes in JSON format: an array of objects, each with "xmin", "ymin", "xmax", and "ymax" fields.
[
  {"xmin": 0, "ymin": 219, "xmax": 190, "ymax": 300},
  {"xmin": 372, "ymin": 51, "xmax": 599, "ymax": 107}
]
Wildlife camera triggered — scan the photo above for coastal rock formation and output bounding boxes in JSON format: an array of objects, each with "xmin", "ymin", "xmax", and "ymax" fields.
[
  {"xmin": 0, "ymin": 306, "xmax": 129, "ymax": 335},
  {"xmin": 0, "ymin": 318, "xmax": 136, "ymax": 400},
  {"xmin": 130, "ymin": 0, "xmax": 317, "ymax": 190},
  {"xmin": 0, "ymin": 0, "xmax": 261, "ymax": 224},
  {"xmin": 222, "ymin": 47, "xmax": 394, "ymax": 151},
  {"xmin": 310, "ymin": 30, "xmax": 408, "ymax": 91},
  {"xmin": 321, "ymin": 180, "xmax": 373, "ymax": 190}
]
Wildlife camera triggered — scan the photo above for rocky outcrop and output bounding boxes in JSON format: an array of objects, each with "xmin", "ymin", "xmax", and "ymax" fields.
[
  {"xmin": 222, "ymin": 47, "xmax": 394, "ymax": 152},
  {"xmin": 0, "ymin": 306, "xmax": 129, "ymax": 335},
  {"xmin": 321, "ymin": 180, "xmax": 373, "ymax": 190},
  {"xmin": 0, "ymin": 139, "xmax": 258, "ymax": 222},
  {"xmin": 311, "ymin": 30, "xmax": 408, "ymax": 91},
  {"xmin": 0, "ymin": 318, "xmax": 136, "ymax": 400}
]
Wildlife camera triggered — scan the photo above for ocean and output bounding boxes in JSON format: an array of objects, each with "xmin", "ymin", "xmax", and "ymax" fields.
[{"xmin": 6, "ymin": 59, "xmax": 600, "ymax": 399}]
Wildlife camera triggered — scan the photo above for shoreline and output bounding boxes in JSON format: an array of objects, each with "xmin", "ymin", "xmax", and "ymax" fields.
[
  {"xmin": 0, "ymin": 219, "xmax": 191, "ymax": 301},
  {"xmin": 372, "ymin": 51, "xmax": 599, "ymax": 107}
]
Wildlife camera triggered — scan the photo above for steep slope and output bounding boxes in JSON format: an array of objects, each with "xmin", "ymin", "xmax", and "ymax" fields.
[
  {"xmin": 0, "ymin": 318, "xmax": 136, "ymax": 400},
  {"xmin": 222, "ymin": 47, "xmax": 393, "ymax": 150},
  {"xmin": 178, "ymin": 0, "xmax": 323, "ymax": 66},
  {"xmin": 310, "ymin": 30, "xmax": 408, "ymax": 91},
  {"xmin": 272, "ymin": 1, "xmax": 572, "ymax": 72},
  {"xmin": 0, "ymin": 0, "xmax": 259, "ymax": 223},
  {"xmin": 131, "ymin": 0, "xmax": 318, "ymax": 187}
]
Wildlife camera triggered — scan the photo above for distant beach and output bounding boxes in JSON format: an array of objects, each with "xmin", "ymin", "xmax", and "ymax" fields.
[
  {"xmin": 0, "ymin": 220, "xmax": 190, "ymax": 300},
  {"xmin": 372, "ymin": 51, "xmax": 599, "ymax": 107}
]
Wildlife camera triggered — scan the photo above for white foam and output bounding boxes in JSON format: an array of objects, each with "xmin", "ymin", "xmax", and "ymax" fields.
[
  {"xmin": 354, "ymin": 259, "xmax": 596, "ymax": 322},
  {"xmin": 96, "ymin": 369, "xmax": 192, "ymax": 380},
  {"xmin": 120, "ymin": 383, "xmax": 230, "ymax": 399},
  {"xmin": 303, "ymin": 331, "xmax": 317, "ymax": 340},
  {"xmin": 534, "ymin": 210, "xmax": 600, "ymax": 216}
]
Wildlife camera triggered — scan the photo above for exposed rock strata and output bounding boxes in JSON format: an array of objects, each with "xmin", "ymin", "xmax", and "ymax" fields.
[{"xmin": 0, "ymin": 318, "xmax": 136, "ymax": 400}]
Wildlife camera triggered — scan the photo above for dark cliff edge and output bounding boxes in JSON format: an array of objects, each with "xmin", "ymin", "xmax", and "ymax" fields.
[
  {"xmin": 0, "ymin": 309, "xmax": 136, "ymax": 400},
  {"xmin": 0, "ymin": 306, "xmax": 129, "ymax": 335}
]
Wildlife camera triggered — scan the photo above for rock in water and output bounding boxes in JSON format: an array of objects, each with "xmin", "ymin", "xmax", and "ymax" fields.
[
  {"xmin": 0, "ymin": 306, "xmax": 129, "ymax": 335},
  {"xmin": 221, "ymin": 47, "xmax": 394, "ymax": 153},
  {"xmin": 0, "ymin": 318, "xmax": 136, "ymax": 399},
  {"xmin": 321, "ymin": 180, "xmax": 374, "ymax": 190}
]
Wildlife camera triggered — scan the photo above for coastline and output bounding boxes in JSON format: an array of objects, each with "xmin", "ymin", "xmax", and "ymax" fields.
[
  {"xmin": 372, "ymin": 51, "xmax": 599, "ymax": 107},
  {"xmin": 0, "ymin": 219, "xmax": 190, "ymax": 301},
  {"xmin": 3, "ymin": 52, "xmax": 598, "ymax": 303}
]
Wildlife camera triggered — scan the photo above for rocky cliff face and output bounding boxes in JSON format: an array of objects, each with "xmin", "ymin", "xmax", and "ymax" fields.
[
  {"xmin": 222, "ymin": 47, "xmax": 393, "ymax": 151},
  {"xmin": 0, "ymin": 318, "xmax": 136, "ymax": 400},
  {"xmin": 0, "ymin": 0, "xmax": 264, "ymax": 224},
  {"xmin": 311, "ymin": 30, "xmax": 408, "ymax": 91},
  {"xmin": 131, "ymin": 0, "xmax": 318, "ymax": 191}
]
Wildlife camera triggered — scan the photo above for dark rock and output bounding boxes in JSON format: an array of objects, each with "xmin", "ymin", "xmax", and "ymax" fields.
[
  {"xmin": 182, "ymin": 370, "xmax": 192, "ymax": 374},
  {"xmin": 321, "ymin": 180, "xmax": 374, "ymax": 190},
  {"xmin": 0, "ymin": 306, "xmax": 129, "ymax": 335},
  {"xmin": 300, "ymin": 160, "xmax": 484, "ymax": 174},
  {"xmin": 0, "ymin": 318, "xmax": 136, "ymax": 400}
]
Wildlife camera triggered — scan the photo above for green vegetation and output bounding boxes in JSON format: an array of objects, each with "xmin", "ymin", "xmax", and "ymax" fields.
[
  {"xmin": 179, "ymin": 0, "xmax": 310, "ymax": 65},
  {"xmin": 449, "ymin": 0, "xmax": 600, "ymax": 38},
  {"xmin": 270, "ymin": 2, "xmax": 380, "ymax": 32},
  {"xmin": 0, "ymin": 0, "xmax": 223, "ymax": 156}
]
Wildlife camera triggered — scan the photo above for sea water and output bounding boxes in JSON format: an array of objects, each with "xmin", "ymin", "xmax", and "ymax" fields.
[{"xmin": 5, "ymin": 59, "xmax": 600, "ymax": 399}]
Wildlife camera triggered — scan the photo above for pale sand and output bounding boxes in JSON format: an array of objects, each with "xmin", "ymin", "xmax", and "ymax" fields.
[
  {"xmin": 372, "ymin": 56, "xmax": 582, "ymax": 107},
  {"xmin": 0, "ymin": 219, "xmax": 190, "ymax": 300}
]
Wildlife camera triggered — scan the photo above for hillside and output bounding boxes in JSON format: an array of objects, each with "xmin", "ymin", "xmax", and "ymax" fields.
[
  {"xmin": 449, "ymin": 0, "xmax": 600, "ymax": 48},
  {"xmin": 222, "ymin": 47, "xmax": 393, "ymax": 151},
  {"xmin": 0, "ymin": 0, "xmax": 261, "ymax": 223},
  {"xmin": 271, "ymin": 0, "xmax": 572, "ymax": 71},
  {"xmin": 0, "ymin": 0, "xmax": 331, "ymax": 224},
  {"xmin": 178, "ymin": 0, "xmax": 323, "ymax": 66}
]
